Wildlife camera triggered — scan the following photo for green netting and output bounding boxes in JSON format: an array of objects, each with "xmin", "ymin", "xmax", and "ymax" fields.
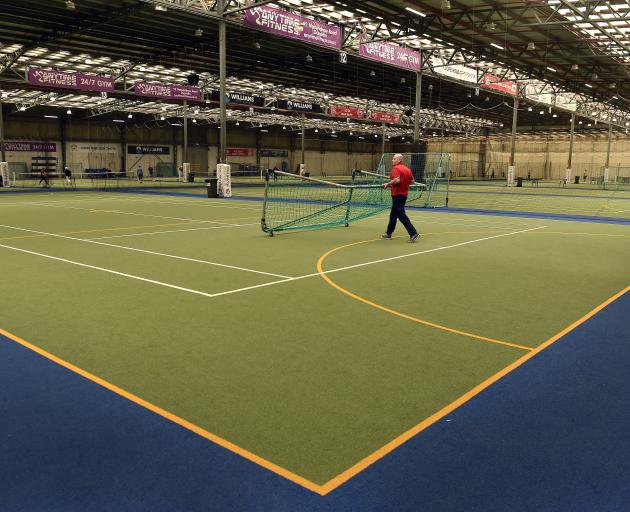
[
  {"xmin": 376, "ymin": 153, "xmax": 450, "ymax": 208},
  {"xmin": 261, "ymin": 168, "xmax": 432, "ymax": 235}
]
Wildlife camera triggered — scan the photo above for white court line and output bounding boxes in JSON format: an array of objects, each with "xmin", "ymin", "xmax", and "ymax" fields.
[
  {"xmin": 0, "ymin": 242, "xmax": 217, "ymax": 298},
  {"xmin": 0, "ymin": 224, "xmax": 291, "ymax": 280},
  {"xmin": 87, "ymin": 222, "xmax": 259, "ymax": 240},
  {"xmin": 209, "ymin": 225, "xmax": 548, "ymax": 298},
  {"xmin": 0, "ymin": 225, "xmax": 546, "ymax": 301}
]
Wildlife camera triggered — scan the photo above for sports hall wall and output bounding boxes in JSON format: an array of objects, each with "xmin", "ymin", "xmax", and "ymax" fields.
[
  {"xmin": 426, "ymin": 133, "xmax": 630, "ymax": 181},
  {"xmin": 2, "ymin": 117, "xmax": 383, "ymax": 177}
]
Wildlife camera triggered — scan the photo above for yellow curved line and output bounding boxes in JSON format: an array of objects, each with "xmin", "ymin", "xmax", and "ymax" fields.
[{"xmin": 316, "ymin": 236, "xmax": 533, "ymax": 352}]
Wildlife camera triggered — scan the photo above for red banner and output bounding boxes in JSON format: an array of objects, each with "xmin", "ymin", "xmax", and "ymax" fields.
[
  {"xmin": 370, "ymin": 111, "xmax": 401, "ymax": 124},
  {"xmin": 480, "ymin": 73, "xmax": 518, "ymax": 96},
  {"xmin": 226, "ymin": 148, "xmax": 255, "ymax": 157},
  {"xmin": 329, "ymin": 105, "xmax": 365, "ymax": 120}
]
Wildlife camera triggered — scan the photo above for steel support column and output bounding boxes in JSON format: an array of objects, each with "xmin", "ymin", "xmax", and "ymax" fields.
[
  {"xmin": 567, "ymin": 113, "xmax": 575, "ymax": 183},
  {"xmin": 413, "ymin": 70, "xmax": 422, "ymax": 147},
  {"xmin": 219, "ymin": 0, "xmax": 227, "ymax": 164},
  {"xmin": 183, "ymin": 100, "xmax": 188, "ymax": 164},
  {"xmin": 508, "ymin": 95, "xmax": 519, "ymax": 185},
  {"xmin": 301, "ymin": 115, "xmax": 305, "ymax": 165},
  {"xmin": 0, "ymin": 100, "xmax": 5, "ymax": 162},
  {"xmin": 381, "ymin": 124, "xmax": 386, "ymax": 157},
  {"xmin": 604, "ymin": 121, "xmax": 613, "ymax": 182}
]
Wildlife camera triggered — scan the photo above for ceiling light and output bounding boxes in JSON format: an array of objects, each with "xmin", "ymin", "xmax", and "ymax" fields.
[
  {"xmin": 528, "ymin": 107, "xmax": 532, "ymax": 111},
  {"xmin": 585, "ymin": 83, "xmax": 593, "ymax": 88},
  {"xmin": 192, "ymin": 119, "xmax": 197, "ymax": 123},
  {"xmin": 66, "ymin": 0, "xmax": 75, "ymax": 9},
  {"xmin": 236, "ymin": 122, "xmax": 240, "ymax": 126},
  {"xmin": 539, "ymin": 110, "xmax": 544, "ymax": 114},
  {"xmin": 490, "ymin": 43, "xmax": 504, "ymax": 50},
  {"xmin": 154, "ymin": 4, "xmax": 167, "ymax": 11},
  {"xmin": 306, "ymin": 54, "xmax": 313, "ymax": 62},
  {"xmin": 128, "ymin": 113, "xmax": 133, "ymax": 118},
  {"xmin": 486, "ymin": 21, "xmax": 496, "ymax": 30},
  {"xmin": 349, "ymin": 132, "xmax": 353, "ymax": 135},
  {"xmin": 370, "ymin": 70, "xmax": 376, "ymax": 76},
  {"xmin": 283, "ymin": 126, "xmax": 286, "ymax": 130},
  {"xmin": 19, "ymin": 106, "xmax": 26, "ymax": 111},
  {"xmin": 44, "ymin": 115, "xmax": 58, "ymax": 119},
  {"xmin": 113, "ymin": 119, "xmax": 125, "ymax": 123},
  {"xmin": 578, "ymin": 121, "xmax": 583, "ymax": 125},
  {"xmin": 315, "ymin": 128, "xmax": 318, "ymax": 133},
  {"xmin": 66, "ymin": 109, "xmax": 72, "ymax": 115},
  {"xmin": 527, "ymin": 42, "xmax": 535, "ymax": 51},
  {"xmin": 254, "ymin": 42, "xmax": 261, "ymax": 49},
  {"xmin": 587, "ymin": 123, "xmax": 592, "ymax": 127},
  {"xmin": 194, "ymin": 28, "xmax": 203, "ymax": 37},
  {"xmin": 592, "ymin": 73, "xmax": 598, "ymax": 80},
  {"xmin": 552, "ymin": 114, "xmax": 557, "ymax": 118},
  {"xmin": 400, "ymin": 77, "xmax": 406, "ymax": 84},
  {"xmin": 405, "ymin": 7, "xmax": 426, "ymax": 17},
  {"xmin": 160, "ymin": 116, "xmax": 165, "ymax": 120},
  {"xmin": 571, "ymin": 64, "xmax": 578, "ymax": 71},
  {"xmin": 441, "ymin": 0, "xmax": 451, "ymax": 9},
  {"xmin": 546, "ymin": 66, "xmax": 556, "ymax": 72},
  {"xmin": 374, "ymin": 134, "xmax": 378, "ymax": 138}
]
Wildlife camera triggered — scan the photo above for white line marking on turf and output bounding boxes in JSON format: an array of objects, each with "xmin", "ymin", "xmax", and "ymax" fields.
[
  {"xmin": 0, "ymin": 242, "xmax": 217, "ymax": 298},
  {"xmin": 0, "ymin": 224, "xmax": 292, "ymax": 280},
  {"xmin": 206, "ymin": 226, "xmax": 548, "ymax": 298},
  {"xmin": 86, "ymin": 223, "xmax": 259, "ymax": 240}
]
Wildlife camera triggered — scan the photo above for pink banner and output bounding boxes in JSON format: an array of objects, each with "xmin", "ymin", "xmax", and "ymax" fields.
[
  {"xmin": 244, "ymin": 5, "xmax": 341, "ymax": 50},
  {"xmin": 359, "ymin": 38, "xmax": 421, "ymax": 72},
  {"xmin": 370, "ymin": 111, "xmax": 401, "ymax": 124},
  {"xmin": 134, "ymin": 81, "xmax": 201, "ymax": 101},
  {"xmin": 329, "ymin": 105, "xmax": 365, "ymax": 120},
  {"xmin": 480, "ymin": 73, "xmax": 517, "ymax": 96},
  {"xmin": 28, "ymin": 68, "xmax": 115, "ymax": 92}
]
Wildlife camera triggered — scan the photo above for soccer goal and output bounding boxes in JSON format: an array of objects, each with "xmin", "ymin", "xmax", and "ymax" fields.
[{"xmin": 260, "ymin": 153, "xmax": 449, "ymax": 235}]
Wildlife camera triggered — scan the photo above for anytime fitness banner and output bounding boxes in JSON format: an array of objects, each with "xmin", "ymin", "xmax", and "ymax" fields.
[
  {"xmin": 3, "ymin": 141, "xmax": 56, "ymax": 152},
  {"xmin": 134, "ymin": 81, "xmax": 201, "ymax": 101},
  {"xmin": 244, "ymin": 5, "xmax": 341, "ymax": 50},
  {"xmin": 480, "ymin": 73, "xmax": 517, "ymax": 96},
  {"xmin": 329, "ymin": 105, "xmax": 365, "ymax": 120},
  {"xmin": 370, "ymin": 111, "xmax": 402, "ymax": 124},
  {"xmin": 359, "ymin": 38, "xmax": 421, "ymax": 72},
  {"xmin": 28, "ymin": 68, "xmax": 115, "ymax": 92}
]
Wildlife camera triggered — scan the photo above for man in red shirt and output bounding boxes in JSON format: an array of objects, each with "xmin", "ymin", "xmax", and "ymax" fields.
[{"xmin": 382, "ymin": 154, "xmax": 419, "ymax": 242}]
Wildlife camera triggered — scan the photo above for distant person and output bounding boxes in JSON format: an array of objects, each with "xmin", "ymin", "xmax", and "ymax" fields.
[
  {"xmin": 178, "ymin": 166, "xmax": 183, "ymax": 182},
  {"xmin": 148, "ymin": 166, "xmax": 154, "ymax": 181},
  {"xmin": 273, "ymin": 166, "xmax": 279, "ymax": 182},
  {"xmin": 491, "ymin": 169, "xmax": 495, "ymax": 179},
  {"xmin": 583, "ymin": 171, "xmax": 587, "ymax": 183},
  {"xmin": 63, "ymin": 166, "xmax": 72, "ymax": 184},
  {"xmin": 527, "ymin": 171, "xmax": 531, "ymax": 180},
  {"xmin": 136, "ymin": 164, "xmax": 143, "ymax": 182},
  {"xmin": 38, "ymin": 169, "xmax": 50, "ymax": 188},
  {"xmin": 382, "ymin": 153, "xmax": 419, "ymax": 243}
]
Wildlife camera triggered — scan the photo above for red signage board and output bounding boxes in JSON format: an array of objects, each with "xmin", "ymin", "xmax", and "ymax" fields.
[
  {"xmin": 329, "ymin": 105, "xmax": 366, "ymax": 120},
  {"xmin": 480, "ymin": 73, "xmax": 518, "ymax": 96},
  {"xmin": 226, "ymin": 148, "xmax": 255, "ymax": 157},
  {"xmin": 370, "ymin": 111, "xmax": 402, "ymax": 124}
]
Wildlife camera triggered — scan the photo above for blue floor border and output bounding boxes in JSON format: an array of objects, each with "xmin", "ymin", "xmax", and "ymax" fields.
[{"xmin": 1, "ymin": 289, "xmax": 629, "ymax": 511}]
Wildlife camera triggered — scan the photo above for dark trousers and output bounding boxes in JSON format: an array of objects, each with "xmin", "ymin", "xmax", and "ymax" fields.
[{"xmin": 387, "ymin": 194, "xmax": 417, "ymax": 236}]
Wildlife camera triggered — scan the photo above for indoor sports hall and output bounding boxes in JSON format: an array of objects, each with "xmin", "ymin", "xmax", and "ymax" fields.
[{"xmin": 1, "ymin": 2, "xmax": 629, "ymax": 511}]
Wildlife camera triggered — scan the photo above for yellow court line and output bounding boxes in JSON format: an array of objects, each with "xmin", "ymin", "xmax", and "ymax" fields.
[
  {"xmin": 318, "ymin": 284, "xmax": 630, "ymax": 494},
  {"xmin": 316, "ymin": 236, "xmax": 533, "ymax": 352},
  {"xmin": 0, "ymin": 327, "xmax": 326, "ymax": 496}
]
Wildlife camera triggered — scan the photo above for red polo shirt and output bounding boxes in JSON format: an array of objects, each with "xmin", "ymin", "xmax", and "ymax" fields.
[{"xmin": 390, "ymin": 163, "xmax": 414, "ymax": 196}]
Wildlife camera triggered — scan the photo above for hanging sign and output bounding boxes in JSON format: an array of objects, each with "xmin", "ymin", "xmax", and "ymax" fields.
[
  {"xmin": 480, "ymin": 73, "xmax": 518, "ymax": 96},
  {"xmin": 4, "ymin": 141, "xmax": 57, "ymax": 152},
  {"xmin": 430, "ymin": 56, "xmax": 478, "ymax": 84},
  {"xmin": 226, "ymin": 148, "xmax": 255, "ymax": 157},
  {"xmin": 370, "ymin": 111, "xmax": 402, "ymax": 124},
  {"xmin": 329, "ymin": 105, "xmax": 365, "ymax": 119},
  {"xmin": 134, "ymin": 81, "xmax": 201, "ymax": 101},
  {"xmin": 277, "ymin": 99, "xmax": 322, "ymax": 113},
  {"xmin": 244, "ymin": 5, "xmax": 341, "ymax": 50},
  {"xmin": 127, "ymin": 145, "xmax": 170, "ymax": 155},
  {"xmin": 28, "ymin": 68, "xmax": 115, "ymax": 92},
  {"xmin": 211, "ymin": 91, "xmax": 265, "ymax": 106},
  {"xmin": 359, "ymin": 37, "xmax": 421, "ymax": 72},
  {"xmin": 70, "ymin": 143, "xmax": 118, "ymax": 154},
  {"xmin": 260, "ymin": 150, "xmax": 289, "ymax": 157}
]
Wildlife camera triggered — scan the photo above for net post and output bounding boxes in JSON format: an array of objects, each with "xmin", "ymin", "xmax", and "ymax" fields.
[
  {"xmin": 261, "ymin": 170, "xmax": 271, "ymax": 234},
  {"xmin": 344, "ymin": 186, "xmax": 354, "ymax": 227}
]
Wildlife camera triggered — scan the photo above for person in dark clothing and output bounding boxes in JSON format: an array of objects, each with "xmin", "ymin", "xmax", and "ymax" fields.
[{"xmin": 39, "ymin": 169, "xmax": 50, "ymax": 188}]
